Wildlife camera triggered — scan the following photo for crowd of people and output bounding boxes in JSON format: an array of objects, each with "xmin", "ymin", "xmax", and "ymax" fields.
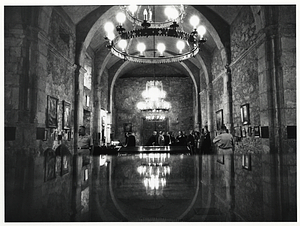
[
  {"xmin": 144, "ymin": 126, "xmax": 215, "ymax": 154},
  {"xmin": 79, "ymin": 124, "xmax": 234, "ymax": 155}
]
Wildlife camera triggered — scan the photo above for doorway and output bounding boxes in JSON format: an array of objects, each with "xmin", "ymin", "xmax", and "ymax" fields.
[{"xmin": 142, "ymin": 118, "xmax": 169, "ymax": 145}]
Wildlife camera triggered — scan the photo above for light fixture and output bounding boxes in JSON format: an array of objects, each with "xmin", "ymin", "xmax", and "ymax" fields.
[
  {"xmin": 137, "ymin": 153, "xmax": 171, "ymax": 196},
  {"xmin": 137, "ymin": 80, "xmax": 171, "ymax": 112},
  {"xmin": 104, "ymin": 5, "xmax": 207, "ymax": 64}
]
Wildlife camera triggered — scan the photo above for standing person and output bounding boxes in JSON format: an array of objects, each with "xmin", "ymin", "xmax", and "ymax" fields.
[
  {"xmin": 125, "ymin": 132, "xmax": 136, "ymax": 147},
  {"xmin": 187, "ymin": 130, "xmax": 195, "ymax": 154},
  {"xmin": 213, "ymin": 124, "xmax": 234, "ymax": 153},
  {"xmin": 146, "ymin": 130, "xmax": 158, "ymax": 146},
  {"xmin": 164, "ymin": 131, "xmax": 171, "ymax": 146},
  {"xmin": 200, "ymin": 125, "xmax": 212, "ymax": 154},
  {"xmin": 176, "ymin": 130, "xmax": 187, "ymax": 146},
  {"xmin": 78, "ymin": 125, "xmax": 91, "ymax": 150},
  {"xmin": 158, "ymin": 131, "xmax": 165, "ymax": 146},
  {"xmin": 169, "ymin": 131, "xmax": 176, "ymax": 146}
]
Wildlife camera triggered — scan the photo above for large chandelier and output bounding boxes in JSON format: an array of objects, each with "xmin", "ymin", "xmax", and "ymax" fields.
[
  {"xmin": 137, "ymin": 80, "xmax": 171, "ymax": 114},
  {"xmin": 104, "ymin": 5, "xmax": 207, "ymax": 64},
  {"xmin": 137, "ymin": 153, "xmax": 171, "ymax": 196}
]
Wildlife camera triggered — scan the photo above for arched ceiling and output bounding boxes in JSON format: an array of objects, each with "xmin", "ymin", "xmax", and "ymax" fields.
[{"xmin": 61, "ymin": 5, "xmax": 243, "ymax": 79}]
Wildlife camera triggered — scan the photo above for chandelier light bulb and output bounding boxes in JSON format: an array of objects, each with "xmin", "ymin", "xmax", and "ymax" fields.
[
  {"xmin": 164, "ymin": 7, "xmax": 171, "ymax": 20},
  {"xmin": 106, "ymin": 32, "xmax": 115, "ymax": 41},
  {"xmin": 190, "ymin": 15, "xmax": 200, "ymax": 29},
  {"xmin": 176, "ymin": 40, "xmax": 185, "ymax": 53},
  {"xmin": 104, "ymin": 22, "xmax": 114, "ymax": 33},
  {"xmin": 157, "ymin": 43, "xmax": 166, "ymax": 56},
  {"xmin": 118, "ymin": 39, "xmax": 127, "ymax": 52},
  {"xmin": 116, "ymin": 12, "xmax": 126, "ymax": 25},
  {"xmin": 137, "ymin": 43, "xmax": 146, "ymax": 56},
  {"xmin": 128, "ymin": 5, "xmax": 138, "ymax": 15},
  {"xmin": 197, "ymin": 25, "xmax": 206, "ymax": 38},
  {"xmin": 169, "ymin": 7, "xmax": 179, "ymax": 21},
  {"xmin": 143, "ymin": 8, "xmax": 148, "ymax": 21}
]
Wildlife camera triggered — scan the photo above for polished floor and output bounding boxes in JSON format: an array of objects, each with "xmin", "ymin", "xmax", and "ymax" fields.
[
  {"xmin": 88, "ymin": 147, "xmax": 296, "ymax": 222},
  {"xmin": 5, "ymin": 146, "xmax": 297, "ymax": 222}
]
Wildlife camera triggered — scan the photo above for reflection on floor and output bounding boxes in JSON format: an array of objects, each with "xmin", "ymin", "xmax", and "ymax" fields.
[{"xmin": 5, "ymin": 146, "xmax": 297, "ymax": 222}]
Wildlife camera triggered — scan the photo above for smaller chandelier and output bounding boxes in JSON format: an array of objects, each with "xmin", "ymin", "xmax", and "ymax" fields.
[
  {"xmin": 104, "ymin": 5, "xmax": 207, "ymax": 64},
  {"xmin": 137, "ymin": 80, "xmax": 171, "ymax": 112}
]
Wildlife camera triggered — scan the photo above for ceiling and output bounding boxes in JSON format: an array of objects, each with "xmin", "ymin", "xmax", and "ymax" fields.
[
  {"xmin": 62, "ymin": 5, "xmax": 241, "ymax": 27},
  {"xmin": 61, "ymin": 5, "xmax": 243, "ymax": 78}
]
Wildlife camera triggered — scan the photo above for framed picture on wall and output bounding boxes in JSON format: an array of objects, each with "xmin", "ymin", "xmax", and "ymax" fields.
[
  {"xmin": 47, "ymin": 95, "xmax": 58, "ymax": 128},
  {"xmin": 62, "ymin": 101, "xmax": 71, "ymax": 130},
  {"xmin": 254, "ymin": 126, "xmax": 260, "ymax": 137},
  {"xmin": 241, "ymin": 104, "xmax": 250, "ymax": 125},
  {"xmin": 216, "ymin": 109, "xmax": 223, "ymax": 130},
  {"xmin": 241, "ymin": 127, "xmax": 247, "ymax": 137},
  {"xmin": 248, "ymin": 127, "xmax": 253, "ymax": 136},
  {"xmin": 242, "ymin": 154, "xmax": 251, "ymax": 170},
  {"xmin": 123, "ymin": 123, "xmax": 132, "ymax": 133}
]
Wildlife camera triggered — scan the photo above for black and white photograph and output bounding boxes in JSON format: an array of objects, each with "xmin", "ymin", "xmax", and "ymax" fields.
[{"xmin": 3, "ymin": 3, "xmax": 297, "ymax": 224}]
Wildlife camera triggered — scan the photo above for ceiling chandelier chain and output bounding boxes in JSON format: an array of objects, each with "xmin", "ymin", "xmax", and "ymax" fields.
[{"xmin": 104, "ymin": 5, "xmax": 207, "ymax": 64}]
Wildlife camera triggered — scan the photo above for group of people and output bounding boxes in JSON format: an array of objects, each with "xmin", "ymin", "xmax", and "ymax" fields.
[
  {"xmin": 144, "ymin": 127, "xmax": 212, "ymax": 154},
  {"xmin": 144, "ymin": 124, "xmax": 234, "ymax": 155},
  {"xmin": 78, "ymin": 124, "xmax": 234, "ymax": 155}
]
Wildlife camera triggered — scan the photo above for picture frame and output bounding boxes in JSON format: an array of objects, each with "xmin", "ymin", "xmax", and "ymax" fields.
[
  {"xmin": 241, "ymin": 104, "xmax": 250, "ymax": 125},
  {"xmin": 217, "ymin": 154, "xmax": 224, "ymax": 164},
  {"xmin": 260, "ymin": 126, "xmax": 269, "ymax": 138},
  {"xmin": 248, "ymin": 127, "xmax": 253, "ymax": 136},
  {"xmin": 242, "ymin": 154, "xmax": 251, "ymax": 170},
  {"xmin": 47, "ymin": 96, "xmax": 58, "ymax": 128},
  {"xmin": 254, "ymin": 126, "xmax": 260, "ymax": 138},
  {"xmin": 216, "ymin": 109, "xmax": 223, "ymax": 130},
  {"xmin": 44, "ymin": 148, "xmax": 56, "ymax": 182},
  {"xmin": 84, "ymin": 168, "xmax": 89, "ymax": 181},
  {"xmin": 241, "ymin": 127, "xmax": 247, "ymax": 137},
  {"xmin": 234, "ymin": 126, "xmax": 241, "ymax": 138},
  {"xmin": 63, "ymin": 101, "xmax": 71, "ymax": 130},
  {"xmin": 43, "ymin": 130, "xmax": 48, "ymax": 141}
]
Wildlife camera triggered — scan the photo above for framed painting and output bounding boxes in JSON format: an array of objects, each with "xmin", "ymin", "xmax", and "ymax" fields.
[
  {"xmin": 241, "ymin": 104, "xmax": 250, "ymax": 125},
  {"xmin": 241, "ymin": 127, "xmax": 247, "ymax": 137},
  {"xmin": 47, "ymin": 95, "xmax": 58, "ymax": 128},
  {"xmin": 216, "ymin": 109, "xmax": 223, "ymax": 130},
  {"xmin": 248, "ymin": 127, "xmax": 253, "ymax": 137},
  {"xmin": 254, "ymin": 126, "xmax": 260, "ymax": 138},
  {"xmin": 63, "ymin": 101, "xmax": 71, "ymax": 129},
  {"xmin": 242, "ymin": 154, "xmax": 251, "ymax": 170},
  {"xmin": 44, "ymin": 148, "xmax": 56, "ymax": 182}
]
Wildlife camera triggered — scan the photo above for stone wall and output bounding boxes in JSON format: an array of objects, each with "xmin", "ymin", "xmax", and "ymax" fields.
[
  {"xmin": 230, "ymin": 6, "xmax": 257, "ymax": 62},
  {"xmin": 5, "ymin": 7, "xmax": 77, "ymax": 221},
  {"xmin": 199, "ymin": 90, "xmax": 208, "ymax": 126},
  {"xmin": 113, "ymin": 77, "xmax": 194, "ymax": 145},
  {"xmin": 212, "ymin": 76, "xmax": 224, "ymax": 128},
  {"xmin": 211, "ymin": 48, "xmax": 225, "ymax": 80}
]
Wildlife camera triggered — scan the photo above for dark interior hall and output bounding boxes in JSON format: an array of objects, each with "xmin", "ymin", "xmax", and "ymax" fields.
[{"xmin": 4, "ymin": 4, "xmax": 297, "ymax": 222}]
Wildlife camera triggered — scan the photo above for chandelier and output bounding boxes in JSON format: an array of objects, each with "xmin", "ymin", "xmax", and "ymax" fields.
[
  {"xmin": 104, "ymin": 5, "xmax": 207, "ymax": 64},
  {"xmin": 137, "ymin": 80, "xmax": 171, "ymax": 115},
  {"xmin": 137, "ymin": 153, "xmax": 171, "ymax": 196}
]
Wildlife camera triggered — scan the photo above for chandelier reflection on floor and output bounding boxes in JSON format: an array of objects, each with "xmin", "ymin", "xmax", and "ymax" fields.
[
  {"xmin": 104, "ymin": 5, "xmax": 207, "ymax": 64},
  {"xmin": 137, "ymin": 80, "xmax": 171, "ymax": 121},
  {"xmin": 137, "ymin": 153, "xmax": 171, "ymax": 196}
]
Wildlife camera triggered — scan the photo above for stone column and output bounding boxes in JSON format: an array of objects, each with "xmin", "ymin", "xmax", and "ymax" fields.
[
  {"xmin": 223, "ymin": 65, "xmax": 233, "ymax": 133},
  {"xmin": 71, "ymin": 64, "xmax": 86, "ymax": 221},
  {"xmin": 207, "ymin": 83, "xmax": 213, "ymax": 134}
]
